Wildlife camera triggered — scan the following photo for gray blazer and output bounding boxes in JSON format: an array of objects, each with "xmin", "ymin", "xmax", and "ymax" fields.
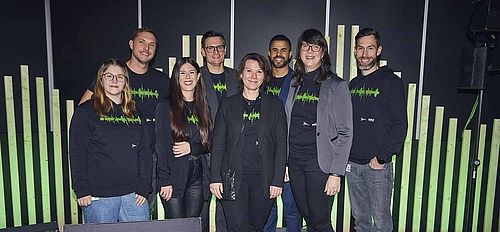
[
  {"xmin": 285, "ymin": 75, "xmax": 353, "ymax": 176},
  {"xmin": 201, "ymin": 66, "xmax": 240, "ymax": 122}
]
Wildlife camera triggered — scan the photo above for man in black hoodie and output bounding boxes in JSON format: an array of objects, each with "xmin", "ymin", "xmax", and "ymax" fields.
[{"xmin": 347, "ymin": 28, "xmax": 407, "ymax": 231}]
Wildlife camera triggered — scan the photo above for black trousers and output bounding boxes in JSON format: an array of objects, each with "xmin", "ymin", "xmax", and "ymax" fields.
[
  {"xmin": 221, "ymin": 173, "xmax": 274, "ymax": 232},
  {"xmin": 289, "ymin": 155, "xmax": 334, "ymax": 232},
  {"xmin": 161, "ymin": 158, "xmax": 204, "ymax": 219}
]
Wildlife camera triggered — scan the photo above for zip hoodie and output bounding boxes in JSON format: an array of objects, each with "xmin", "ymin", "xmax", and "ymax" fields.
[
  {"xmin": 349, "ymin": 66, "xmax": 408, "ymax": 164},
  {"xmin": 69, "ymin": 100, "xmax": 152, "ymax": 198}
]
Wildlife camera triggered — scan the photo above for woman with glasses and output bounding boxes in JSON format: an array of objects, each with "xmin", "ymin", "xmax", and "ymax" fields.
[
  {"xmin": 209, "ymin": 53, "xmax": 287, "ymax": 232},
  {"xmin": 70, "ymin": 59, "xmax": 152, "ymax": 223},
  {"xmin": 285, "ymin": 29, "xmax": 353, "ymax": 232},
  {"xmin": 155, "ymin": 57, "xmax": 212, "ymax": 225}
]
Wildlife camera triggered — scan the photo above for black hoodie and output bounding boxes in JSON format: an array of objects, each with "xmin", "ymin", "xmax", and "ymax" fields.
[{"xmin": 349, "ymin": 66, "xmax": 408, "ymax": 164}]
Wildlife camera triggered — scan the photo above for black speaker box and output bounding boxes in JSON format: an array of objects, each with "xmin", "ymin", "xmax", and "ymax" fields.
[
  {"xmin": 0, "ymin": 222, "xmax": 59, "ymax": 232},
  {"xmin": 458, "ymin": 46, "xmax": 488, "ymax": 90},
  {"xmin": 63, "ymin": 218, "xmax": 201, "ymax": 232}
]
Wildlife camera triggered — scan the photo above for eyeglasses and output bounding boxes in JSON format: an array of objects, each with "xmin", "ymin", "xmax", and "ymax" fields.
[
  {"xmin": 300, "ymin": 43, "xmax": 321, "ymax": 52},
  {"xmin": 102, "ymin": 73, "xmax": 126, "ymax": 83},
  {"xmin": 179, "ymin": 70, "xmax": 198, "ymax": 78},
  {"xmin": 204, "ymin": 45, "xmax": 225, "ymax": 53}
]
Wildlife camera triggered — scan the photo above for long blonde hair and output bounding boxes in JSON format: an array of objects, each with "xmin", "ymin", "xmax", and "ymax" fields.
[{"xmin": 92, "ymin": 59, "xmax": 136, "ymax": 117}]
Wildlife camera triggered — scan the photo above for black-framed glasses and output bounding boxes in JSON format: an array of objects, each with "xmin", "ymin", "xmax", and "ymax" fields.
[
  {"xmin": 204, "ymin": 45, "xmax": 225, "ymax": 53},
  {"xmin": 300, "ymin": 43, "xmax": 321, "ymax": 52},
  {"xmin": 102, "ymin": 73, "xmax": 126, "ymax": 83}
]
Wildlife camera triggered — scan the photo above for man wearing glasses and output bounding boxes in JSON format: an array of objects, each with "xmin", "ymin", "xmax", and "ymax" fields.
[
  {"xmin": 79, "ymin": 27, "xmax": 169, "ymax": 217},
  {"xmin": 200, "ymin": 30, "xmax": 239, "ymax": 232}
]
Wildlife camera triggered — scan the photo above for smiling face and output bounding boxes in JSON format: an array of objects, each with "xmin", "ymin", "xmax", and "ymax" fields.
[
  {"xmin": 269, "ymin": 40, "xmax": 292, "ymax": 69},
  {"xmin": 241, "ymin": 59, "xmax": 265, "ymax": 92},
  {"xmin": 201, "ymin": 36, "xmax": 226, "ymax": 67},
  {"xmin": 101, "ymin": 64, "xmax": 126, "ymax": 102},
  {"xmin": 299, "ymin": 42, "xmax": 323, "ymax": 72},
  {"xmin": 179, "ymin": 63, "xmax": 200, "ymax": 98},
  {"xmin": 129, "ymin": 31, "xmax": 157, "ymax": 65},
  {"xmin": 355, "ymin": 35, "xmax": 382, "ymax": 75}
]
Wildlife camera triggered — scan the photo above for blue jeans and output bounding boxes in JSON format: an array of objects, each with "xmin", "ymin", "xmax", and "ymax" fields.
[
  {"xmin": 346, "ymin": 162, "xmax": 393, "ymax": 232},
  {"xmin": 82, "ymin": 192, "xmax": 150, "ymax": 223},
  {"xmin": 264, "ymin": 182, "xmax": 302, "ymax": 232}
]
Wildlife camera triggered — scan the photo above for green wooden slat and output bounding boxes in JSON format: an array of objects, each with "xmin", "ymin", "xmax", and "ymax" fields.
[
  {"xmin": 398, "ymin": 83, "xmax": 416, "ymax": 231},
  {"xmin": 455, "ymin": 130, "xmax": 471, "ymax": 231},
  {"xmin": 343, "ymin": 181, "xmax": 351, "ymax": 231},
  {"xmin": 21, "ymin": 65, "xmax": 36, "ymax": 224},
  {"xmin": 472, "ymin": 124, "xmax": 487, "ymax": 231},
  {"xmin": 425, "ymin": 106, "xmax": 444, "ymax": 231},
  {"xmin": 0, "ymin": 139, "xmax": 6, "ymax": 228},
  {"xmin": 412, "ymin": 95, "xmax": 430, "ymax": 230},
  {"xmin": 52, "ymin": 89, "xmax": 65, "ymax": 227},
  {"xmin": 277, "ymin": 195, "xmax": 283, "ymax": 228},
  {"xmin": 66, "ymin": 100, "xmax": 78, "ymax": 224},
  {"xmin": 35, "ymin": 77, "xmax": 51, "ymax": 222},
  {"xmin": 157, "ymin": 195, "xmax": 164, "ymax": 220},
  {"xmin": 210, "ymin": 195, "xmax": 216, "ymax": 232},
  {"xmin": 4, "ymin": 76, "xmax": 22, "ymax": 226},
  {"xmin": 440, "ymin": 118, "xmax": 458, "ymax": 231},
  {"xmin": 331, "ymin": 191, "xmax": 338, "ymax": 229},
  {"xmin": 484, "ymin": 119, "xmax": 500, "ymax": 231}
]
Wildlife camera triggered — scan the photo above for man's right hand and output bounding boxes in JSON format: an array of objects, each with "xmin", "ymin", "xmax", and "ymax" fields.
[
  {"xmin": 210, "ymin": 183, "xmax": 224, "ymax": 199},
  {"xmin": 77, "ymin": 195, "xmax": 92, "ymax": 207}
]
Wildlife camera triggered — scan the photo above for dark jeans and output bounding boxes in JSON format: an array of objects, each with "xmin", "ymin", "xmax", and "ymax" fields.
[
  {"xmin": 264, "ymin": 182, "xmax": 302, "ymax": 232},
  {"xmin": 289, "ymin": 155, "xmax": 334, "ymax": 232},
  {"xmin": 346, "ymin": 162, "xmax": 393, "ymax": 232},
  {"xmin": 222, "ymin": 173, "xmax": 274, "ymax": 232},
  {"xmin": 161, "ymin": 157, "xmax": 204, "ymax": 219},
  {"xmin": 148, "ymin": 151, "xmax": 158, "ymax": 215}
]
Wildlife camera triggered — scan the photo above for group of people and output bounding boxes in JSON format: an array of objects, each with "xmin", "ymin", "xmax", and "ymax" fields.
[{"xmin": 69, "ymin": 26, "xmax": 407, "ymax": 232}]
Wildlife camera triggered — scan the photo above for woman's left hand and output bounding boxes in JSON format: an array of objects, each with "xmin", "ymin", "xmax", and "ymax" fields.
[
  {"xmin": 269, "ymin": 186, "xmax": 282, "ymax": 199},
  {"xmin": 324, "ymin": 175, "xmax": 341, "ymax": 196},
  {"xmin": 173, "ymin": 141, "xmax": 191, "ymax": 157},
  {"xmin": 135, "ymin": 194, "xmax": 147, "ymax": 206}
]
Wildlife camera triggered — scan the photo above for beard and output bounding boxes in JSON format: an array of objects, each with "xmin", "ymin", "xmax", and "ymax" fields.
[
  {"xmin": 356, "ymin": 57, "xmax": 378, "ymax": 71},
  {"xmin": 271, "ymin": 56, "xmax": 289, "ymax": 69}
]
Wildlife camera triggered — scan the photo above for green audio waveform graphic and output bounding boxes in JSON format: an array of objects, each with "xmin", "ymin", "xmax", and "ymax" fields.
[
  {"xmin": 213, "ymin": 82, "xmax": 227, "ymax": 93},
  {"xmin": 131, "ymin": 86, "xmax": 160, "ymax": 100},
  {"xmin": 99, "ymin": 115, "xmax": 142, "ymax": 125},
  {"xmin": 295, "ymin": 91, "xmax": 319, "ymax": 103},
  {"xmin": 350, "ymin": 87, "xmax": 380, "ymax": 97},
  {"xmin": 187, "ymin": 114, "xmax": 199, "ymax": 125},
  {"xmin": 266, "ymin": 86, "xmax": 281, "ymax": 96},
  {"xmin": 243, "ymin": 110, "xmax": 260, "ymax": 122}
]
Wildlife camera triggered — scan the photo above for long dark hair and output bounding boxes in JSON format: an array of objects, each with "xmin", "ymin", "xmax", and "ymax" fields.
[
  {"xmin": 168, "ymin": 57, "xmax": 212, "ymax": 151},
  {"xmin": 293, "ymin": 29, "xmax": 333, "ymax": 87}
]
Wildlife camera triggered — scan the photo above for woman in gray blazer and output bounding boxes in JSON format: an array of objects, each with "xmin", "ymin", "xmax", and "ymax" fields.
[{"xmin": 285, "ymin": 29, "xmax": 353, "ymax": 232}]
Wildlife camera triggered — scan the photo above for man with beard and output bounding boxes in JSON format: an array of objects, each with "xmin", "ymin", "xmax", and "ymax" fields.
[
  {"xmin": 79, "ymin": 27, "xmax": 169, "ymax": 216},
  {"xmin": 347, "ymin": 28, "xmax": 407, "ymax": 231},
  {"xmin": 263, "ymin": 34, "xmax": 301, "ymax": 232},
  {"xmin": 200, "ymin": 30, "xmax": 239, "ymax": 232}
]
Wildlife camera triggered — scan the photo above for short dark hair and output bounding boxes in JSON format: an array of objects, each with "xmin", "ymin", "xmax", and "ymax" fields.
[
  {"xmin": 237, "ymin": 53, "xmax": 271, "ymax": 88},
  {"xmin": 130, "ymin": 27, "xmax": 158, "ymax": 43},
  {"xmin": 201, "ymin": 30, "xmax": 225, "ymax": 47},
  {"xmin": 355, "ymin": 28, "xmax": 381, "ymax": 47},
  {"xmin": 268, "ymin": 34, "xmax": 292, "ymax": 51}
]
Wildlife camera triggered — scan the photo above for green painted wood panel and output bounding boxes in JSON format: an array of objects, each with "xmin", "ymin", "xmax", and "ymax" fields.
[
  {"xmin": 343, "ymin": 182, "xmax": 351, "ymax": 231},
  {"xmin": 398, "ymin": 83, "xmax": 417, "ymax": 231},
  {"xmin": 484, "ymin": 119, "xmax": 499, "ymax": 231},
  {"xmin": 426, "ymin": 106, "xmax": 444, "ymax": 230},
  {"xmin": 66, "ymin": 100, "xmax": 78, "ymax": 224},
  {"xmin": 4, "ymin": 76, "xmax": 21, "ymax": 226},
  {"xmin": 35, "ymin": 77, "xmax": 51, "ymax": 222},
  {"xmin": 412, "ymin": 95, "xmax": 430, "ymax": 230},
  {"xmin": 455, "ymin": 130, "xmax": 471, "ymax": 231},
  {"xmin": 20, "ymin": 65, "xmax": 36, "ymax": 224},
  {"xmin": 472, "ymin": 124, "xmax": 487, "ymax": 231},
  {"xmin": 440, "ymin": 118, "xmax": 458, "ymax": 230},
  {"xmin": 277, "ymin": 195, "xmax": 283, "ymax": 227},
  {"xmin": 52, "ymin": 89, "xmax": 65, "ymax": 227}
]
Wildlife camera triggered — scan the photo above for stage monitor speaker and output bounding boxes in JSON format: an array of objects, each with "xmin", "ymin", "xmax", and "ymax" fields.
[
  {"xmin": 470, "ymin": 0, "xmax": 500, "ymax": 33},
  {"xmin": 458, "ymin": 46, "xmax": 488, "ymax": 90},
  {"xmin": 0, "ymin": 222, "xmax": 58, "ymax": 232},
  {"xmin": 63, "ymin": 217, "xmax": 201, "ymax": 232}
]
